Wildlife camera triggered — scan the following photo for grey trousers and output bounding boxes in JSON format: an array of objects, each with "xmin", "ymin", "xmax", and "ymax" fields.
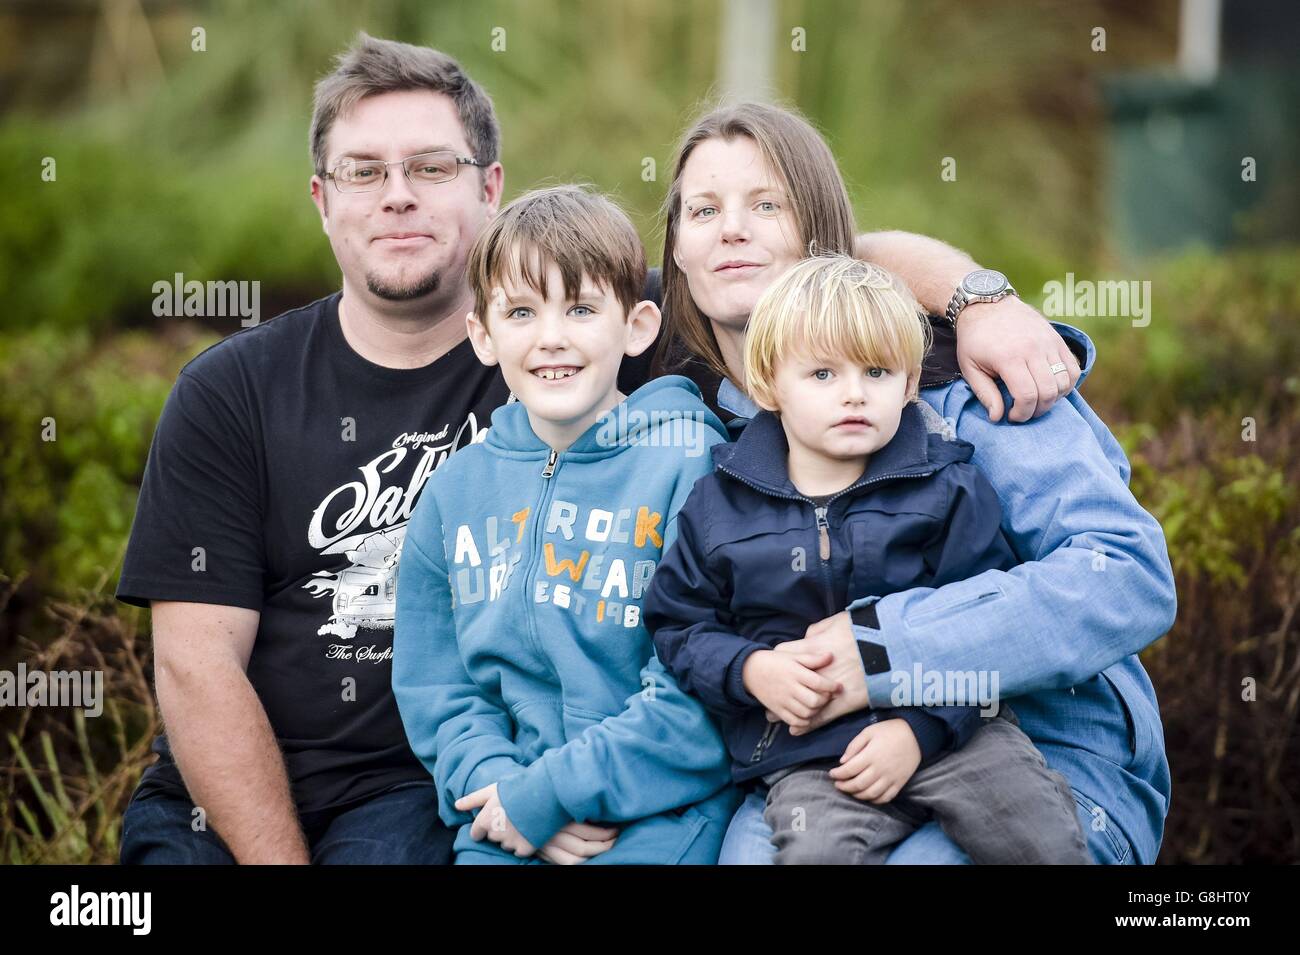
[{"xmin": 762, "ymin": 710, "xmax": 1093, "ymax": 864}]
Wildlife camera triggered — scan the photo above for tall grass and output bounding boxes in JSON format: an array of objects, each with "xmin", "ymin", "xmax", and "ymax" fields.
[{"xmin": 1, "ymin": 568, "xmax": 157, "ymax": 865}]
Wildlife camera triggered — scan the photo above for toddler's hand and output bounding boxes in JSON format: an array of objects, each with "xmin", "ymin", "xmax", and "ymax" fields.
[
  {"xmin": 455, "ymin": 783, "xmax": 537, "ymax": 858},
  {"xmin": 829, "ymin": 718, "xmax": 921, "ymax": 803},
  {"xmin": 742, "ymin": 649, "xmax": 842, "ymax": 731},
  {"xmin": 538, "ymin": 821, "xmax": 620, "ymax": 865},
  {"xmin": 766, "ymin": 613, "xmax": 873, "ymax": 735}
]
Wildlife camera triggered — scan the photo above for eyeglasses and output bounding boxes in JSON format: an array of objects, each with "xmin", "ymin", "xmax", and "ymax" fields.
[{"xmin": 322, "ymin": 150, "xmax": 485, "ymax": 193}]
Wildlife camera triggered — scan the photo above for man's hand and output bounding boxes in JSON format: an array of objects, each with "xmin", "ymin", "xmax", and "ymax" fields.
[
  {"xmin": 741, "ymin": 648, "xmax": 842, "ymax": 731},
  {"xmin": 537, "ymin": 821, "xmax": 620, "ymax": 865},
  {"xmin": 456, "ymin": 783, "xmax": 537, "ymax": 858},
  {"xmin": 829, "ymin": 718, "xmax": 921, "ymax": 803},
  {"xmin": 764, "ymin": 612, "xmax": 871, "ymax": 735},
  {"xmin": 955, "ymin": 297, "xmax": 1081, "ymax": 423}
]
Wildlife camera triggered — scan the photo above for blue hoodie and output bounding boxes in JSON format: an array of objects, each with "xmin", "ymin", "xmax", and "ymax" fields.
[{"xmin": 393, "ymin": 375, "xmax": 740, "ymax": 861}]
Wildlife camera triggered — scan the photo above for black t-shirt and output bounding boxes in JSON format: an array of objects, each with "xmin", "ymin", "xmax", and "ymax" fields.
[{"xmin": 118, "ymin": 284, "xmax": 664, "ymax": 814}]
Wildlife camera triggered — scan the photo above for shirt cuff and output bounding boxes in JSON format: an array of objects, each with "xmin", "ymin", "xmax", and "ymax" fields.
[
  {"xmin": 893, "ymin": 709, "xmax": 952, "ymax": 764},
  {"xmin": 1048, "ymin": 321, "xmax": 1095, "ymax": 384},
  {"xmin": 846, "ymin": 596, "xmax": 892, "ymax": 695},
  {"xmin": 464, "ymin": 754, "xmax": 528, "ymax": 797},
  {"xmin": 494, "ymin": 756, "xmax": 573, "ymax": 851},
  {"xmin": 724, "ymin": 642, "xmax": 766, "ymax": 707}
]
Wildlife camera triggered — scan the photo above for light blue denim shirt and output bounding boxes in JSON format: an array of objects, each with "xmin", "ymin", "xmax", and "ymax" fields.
[{"xmin": 718, "ymin": 324, "xmax": 1176, "ymax": 864}]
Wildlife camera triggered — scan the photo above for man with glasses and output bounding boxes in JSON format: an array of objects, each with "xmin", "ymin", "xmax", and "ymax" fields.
[
  {"xmin": 116, "ymin": 35, "xmax": 509, "ymax": 864},
  {"xmin": 115, "ymin": 33, "xmax": 1084, "ymax": 865}
]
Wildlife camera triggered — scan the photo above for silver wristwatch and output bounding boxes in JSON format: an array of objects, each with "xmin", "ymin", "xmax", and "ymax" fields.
[{"xmin": 944, "ymin": 269, "xmax": 1017, "ymax": 327}]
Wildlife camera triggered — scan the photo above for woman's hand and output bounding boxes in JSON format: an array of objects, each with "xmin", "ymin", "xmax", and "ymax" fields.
[
  {"xmin": 828, "ymin": 718, "xmax": 921, "ymax": 803},
  {"xmin": 455, "ymin": 783, "xmax": 537, "ymax": 858},
  {"xmin": 763, "ymin": 612, "xmax": 872, "ymax": 734},
  {"xmin": 955, "ymin": 297, "xmax": 1082, "ymax": 423},
  {"xmin": 537, "ymin": 821, "xmax": 621, "ymax": 865}
]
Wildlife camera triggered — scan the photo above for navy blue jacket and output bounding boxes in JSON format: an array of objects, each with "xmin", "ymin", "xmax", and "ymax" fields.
[{"xmin": 643, "ymin": 400, "xmax": 1019, "ymax": 783}]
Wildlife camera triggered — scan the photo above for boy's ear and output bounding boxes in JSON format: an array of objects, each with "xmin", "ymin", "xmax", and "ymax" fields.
[
  {"xmin": 906, "ymin": 369, "xmax": 921, "ymax": 400},
  {"xmin": 753, "ymin": 391, "xmax": 780, "ymax": 413},
  {"xmin": 623, "ymin": 300, "xmax": 662, "ymax": 359},
  {"xmin": 465, "ymin": 311, "xmax": 498, "ymax": 366}
]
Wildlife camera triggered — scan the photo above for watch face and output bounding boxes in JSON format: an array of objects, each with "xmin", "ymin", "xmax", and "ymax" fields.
[{"xmin": 963, "ymin": 269, "xmax": 1007, "ymax": 296}]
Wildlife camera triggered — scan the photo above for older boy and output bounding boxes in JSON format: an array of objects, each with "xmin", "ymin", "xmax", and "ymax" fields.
[{"xmin": 392, "ymin": 185, "xmax": 741, "ymax": 864}]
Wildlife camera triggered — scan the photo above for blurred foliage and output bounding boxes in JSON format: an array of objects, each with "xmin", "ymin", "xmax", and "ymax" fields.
[
  {"xmin": 1076, "ymin": 249, "xmax": 1300, "ymax": 427},
  {"xmin": 0, "ymin": 0, "xmax": 1294, "ymax": 864},
  {"xmin": 0, "ymin": 326, "xmax": 216, "ymax": 597},
  {"xmin": 1118, "ymin": 412, "xmax": 1300, "ymax": 864},
  {"xmin": 0, "ymin": 0, "xmax": 1175, "ymax": 332},
  {"xmin": 1080, "ymin": 248, "xmax": 1300, "ymax": 862},
  {"xmin": 1, "ymin": 588, "xmax": 156, "ymax": 865}
]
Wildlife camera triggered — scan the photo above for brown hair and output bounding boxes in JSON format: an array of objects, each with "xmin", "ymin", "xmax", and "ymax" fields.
[
  {"xmin": 466, "ymin": 184, "xmax": 646, "ymax": 324},
  {"xmin": 658, "ymin": 102, "xmax": 857, "ymax": 384},
  {"xmin": 309, "ymin": 33, "xmax": 500, "ymax": 176}
]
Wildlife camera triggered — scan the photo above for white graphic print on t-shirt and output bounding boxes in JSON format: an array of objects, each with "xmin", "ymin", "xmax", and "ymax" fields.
[{"xmin": 302, "ymin": 413, "xmax": 492, "ymax": 644}]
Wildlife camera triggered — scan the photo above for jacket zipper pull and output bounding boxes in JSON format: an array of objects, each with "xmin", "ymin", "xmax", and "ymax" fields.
[
  {"xmin": 541, "ymin": 449, "xmax": 558, "ymax": 478},
  {"xmin": 751, "ymin": 720, "xmax": 780, "ymax": 763},
  {"xmin": 816, "ymin": 506, "xmax": 831, "ymax": 561}
]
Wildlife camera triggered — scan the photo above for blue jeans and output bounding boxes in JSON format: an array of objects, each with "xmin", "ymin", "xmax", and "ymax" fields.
[
  {"xmin": 119, "ymin": 780, "xmax": 455, "ymax": 864},
  {"xmin": 718, "ymin": 786, "xmax": 1135, "ymax": 864}
]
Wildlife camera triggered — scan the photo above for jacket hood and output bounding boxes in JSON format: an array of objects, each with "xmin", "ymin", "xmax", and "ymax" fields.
[
  {"xmin": 483, "ymin": 374, "xmax": 729, "ymax": 460},
  {"xmin": 712, "ymin": 399, "xmax": 974, "ymax": 498}
]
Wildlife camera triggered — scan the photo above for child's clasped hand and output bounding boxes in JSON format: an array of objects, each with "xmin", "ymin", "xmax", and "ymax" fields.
[
  {"xmin": 742, "ymin": 648, "xmax": 843, "ymax": 730},
  {"xmin": 741, "ymin": 640, "xmax": 923, "ymax": 806},
  {"xmin": 456, "ymin": 783, "xmax": 536, "ymax": 857},
  {"xmin": 456, "ymin": 783, "xmax": 622, "ymax": 863}
]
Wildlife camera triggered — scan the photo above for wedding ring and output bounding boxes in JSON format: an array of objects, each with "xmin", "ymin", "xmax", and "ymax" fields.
[{"xmin": 1049, "ymin": 362, "xmax": 1068, "ymax": 375}]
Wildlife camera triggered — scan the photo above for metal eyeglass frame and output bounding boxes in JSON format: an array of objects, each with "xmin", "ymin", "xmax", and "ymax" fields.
[{"xmin": 321, "ymin": 150, "xmax": 485, "ymax": 193}]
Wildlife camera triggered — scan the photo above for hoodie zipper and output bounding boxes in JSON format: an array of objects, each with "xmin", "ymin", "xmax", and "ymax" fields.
[{"xmin": 519, "ymin": 447, "xmax": 563, "ymax": 684}]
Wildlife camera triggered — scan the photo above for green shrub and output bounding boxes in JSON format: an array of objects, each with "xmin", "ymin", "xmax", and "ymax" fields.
[
  {"xmin": 1074, "ymin": 248, "xmax": 1300, "ymax": 427},
  {"xmin": 1121, "ymin": 405, "xmax": 1300, "ymax": 863},
  {"xmin": 0, "ymin": 327, "xmax": 215, "ymax": 592}
]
